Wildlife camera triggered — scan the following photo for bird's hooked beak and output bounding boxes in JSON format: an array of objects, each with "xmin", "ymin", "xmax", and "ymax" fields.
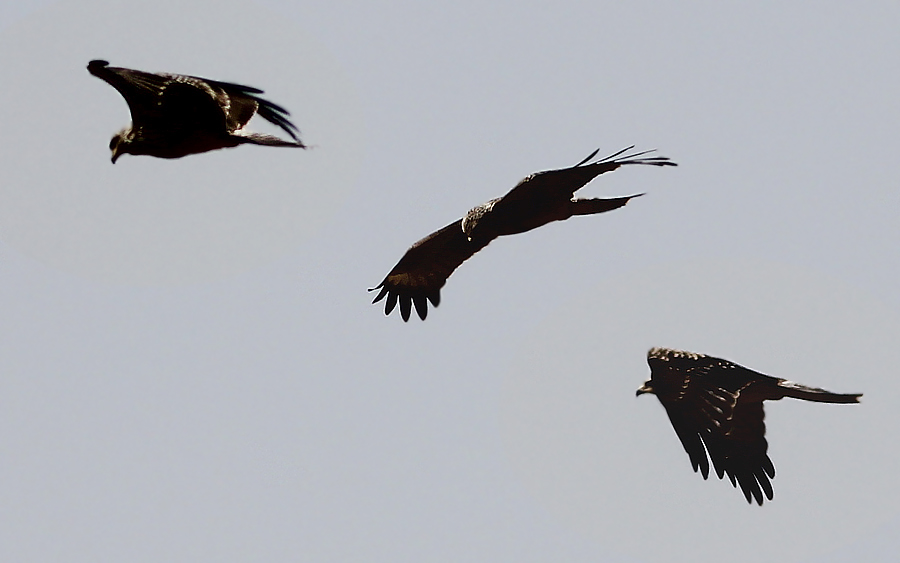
[
  {"xmin": 109, "ymin": 131, "xmax": 127, "ymax": 164},
  {"xmin": 636, "ymin": 381, "xmax": 654, "ymax": 397},
  {"xmin": 110, "ymin": 142, "xmax": 124, "ymax": 164}
]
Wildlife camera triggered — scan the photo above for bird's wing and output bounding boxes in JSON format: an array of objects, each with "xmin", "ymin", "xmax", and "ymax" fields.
[
  {"xmin": 88, "ymin": 60, "xmax": 226, "ymax": 133},
  {"xmin": 88, "ymin": 60, "xmax": 173, "ymax": 125},
  {"xmin": 201, "ymin": 78, "xmax": 302, "ymax": 142},
  {"xmin": 660, "ymin": 403, "xmax": 711, "ymax": 480},
  {"xmin": 156, "ymin": 80, "xmax": 229, "ymax": 132},
  {"xmin": 495, "ymin": 146, "xmax": 676, "ymax": 210},
  {"xmin": 696, "ymin": 385, "xmax": 775, "ymax": 505},
  {"xmin": 655, "ymin": 355, "xmax": 776, "ymax": 505},
  {"xmin": 370, "ymin": 220, "xmax": 492, "ymax": 321}
]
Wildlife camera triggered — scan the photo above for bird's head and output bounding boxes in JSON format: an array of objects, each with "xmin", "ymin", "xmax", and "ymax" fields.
[
  {"xmin": 635, "ymin": 380, "xmax": 655, "ymax": 397},
  {"xmin": 109, "ymin": 129, "xmax": 132, "ymax": 163}
]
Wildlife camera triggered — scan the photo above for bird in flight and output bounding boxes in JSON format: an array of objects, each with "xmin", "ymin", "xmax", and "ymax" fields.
[
  {"xmin": 636, "ymin": 347, "xmax": 861, "ymax": 505},
  {"xmin": 370, "ymin": 146, "xmax": 676, "ymax": 321},
  {"xmin": 87, "ymin": 60, "xmax": 306, "ymax": 163}
]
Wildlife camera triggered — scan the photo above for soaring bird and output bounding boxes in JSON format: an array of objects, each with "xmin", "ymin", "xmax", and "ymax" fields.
[
  {"xmin": 636, "ymin": 347, "xmax": 862, "ymax": 505},
  {"xmin": 370, "ymin": 146, "xmax": 676, "ymax": 321},
  {"xmin": 87, "ymin": 60, "xmax": 306, "ymax": 162}
]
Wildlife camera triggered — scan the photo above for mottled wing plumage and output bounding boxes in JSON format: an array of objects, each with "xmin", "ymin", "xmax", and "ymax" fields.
[
  {"xmin": 648, "ymin": 349, "xmax": 777, "ymax": 504},
  {"xmin": 640, "ymin": 347, "xmax": 861, "ymax": 505},
  {"xmin": 369, "ymin": 221, "xmax": 492, "ymax": 321}
]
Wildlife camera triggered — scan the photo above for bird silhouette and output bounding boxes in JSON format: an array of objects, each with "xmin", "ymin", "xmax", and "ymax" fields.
[
  {"xmin": 637, "ymin": 347, "xmax": 861, "ymax": 505},
  {"xmin": 88, "ymin": 60, "xmax": 305, "ymax": 162},
  {"xmin": 370, "ymin": 146, "xmax": 676, "ymax": 321}
]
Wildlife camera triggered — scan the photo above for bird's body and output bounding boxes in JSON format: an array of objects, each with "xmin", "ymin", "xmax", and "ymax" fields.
[
  {"xmin": 87, "ymin": 60, "xmax": 305, "ymax": 162},
  {"xmin": 637, "ymin": 347, "xmax": 861, "ymax": 505},
  {"xmin": 370, "ymin": 147, "xmax": 676, "ymax": 321}
]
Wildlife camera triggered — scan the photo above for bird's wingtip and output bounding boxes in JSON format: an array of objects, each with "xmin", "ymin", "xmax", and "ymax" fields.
[{"xmin": 573, "ymin": 147, "xmax": 602, "ymax": 167}]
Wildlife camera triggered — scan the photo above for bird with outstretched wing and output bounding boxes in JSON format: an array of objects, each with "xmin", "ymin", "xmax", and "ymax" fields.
[
  {"xmin": 370, "ymin": 146, "xmax": 676, "ymax": 321},
  {"xmin": 637, "ymin": 347, "xmax": 862, "ymax": 505},
  {"xmin": 87, "ymin": 60, "xmax": 306, "ymax": 162}
]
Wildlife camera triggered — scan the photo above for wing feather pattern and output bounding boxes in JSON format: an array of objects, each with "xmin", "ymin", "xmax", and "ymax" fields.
[
  {"xmin": 641, "ymin": 348, "xmax": 860, "ymax": 505},
  {"xmin": 88, "ymin": 60, "xmax": 175, "ymax": 126},
  {"xmin": 201, "ymin": 77, "xmax": 301, "ymax": 141},
  {"xmin": 369, "ymin": 220, "xmax": 492, "ymax": 321}
]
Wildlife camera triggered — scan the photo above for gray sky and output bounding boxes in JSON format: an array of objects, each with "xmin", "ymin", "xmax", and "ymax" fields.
[{"xmin": 0, "ymin": 0, "xmax": 898, "ymax": 561}]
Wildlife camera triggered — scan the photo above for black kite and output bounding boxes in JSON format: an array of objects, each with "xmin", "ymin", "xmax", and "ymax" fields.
[
  {"xmin": 87, "ymin": 60, "xmax": 305, "ymax": 162},
  {"xmin": 637, "ymin": 347, "xmax": 861, "ymax": 505},
  {"xmin": 370, "ymin": 147, "xmax": 676, "ymax": 321}
]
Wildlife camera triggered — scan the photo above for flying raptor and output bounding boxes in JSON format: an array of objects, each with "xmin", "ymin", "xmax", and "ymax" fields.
[
  {"xmin": 370, "ymin": 146, "xmax": 676, "ymax": 321},
  {"xmin": 637, "ymin": 347, "xmax": 861, "ymax": 505},
  {"xmin": 87, "ymin": 60, "xmax": 306, "ymax": 162}
]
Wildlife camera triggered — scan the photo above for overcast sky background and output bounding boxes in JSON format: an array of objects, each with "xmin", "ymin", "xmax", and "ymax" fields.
[{"xmin": 0, "ymin": 1, "xmax": 898, "ymax": 562}]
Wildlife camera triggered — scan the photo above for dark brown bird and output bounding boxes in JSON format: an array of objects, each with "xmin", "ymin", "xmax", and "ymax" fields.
[
  {"xmin": 637, "ymin": 347, "xmax": 861, "ymax": 505},
  {"xmin": 87, "ymin": 60, "xmax": 306, "ymax": 163},
  {"xmin": 370, "ymin": 146, "xmax": 676, "ymax": 321}
]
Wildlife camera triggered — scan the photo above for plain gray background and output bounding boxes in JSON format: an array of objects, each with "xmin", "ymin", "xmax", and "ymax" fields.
[{"xmin": 0, "ymin": 0, "xmax": 897, "ymax": 561}]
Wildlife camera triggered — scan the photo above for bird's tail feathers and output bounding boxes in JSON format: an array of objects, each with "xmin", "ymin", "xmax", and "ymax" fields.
[
  {"xmin": 777, "ymin": 380, "xmax": 861, "ymax": 403},
  {"xmin": 569, "ymin": 194, "xmax": 643, "ymax": 216},
  {"xmin": 236, "ymin": 133, "xmax": 307, "ymax": 148}
]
